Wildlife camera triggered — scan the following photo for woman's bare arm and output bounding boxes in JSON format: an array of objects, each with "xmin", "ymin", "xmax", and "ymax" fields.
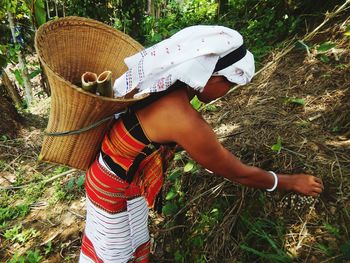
[{"xmin": 137, "ymin": 88, "xmax": 323, "ymax": 196}]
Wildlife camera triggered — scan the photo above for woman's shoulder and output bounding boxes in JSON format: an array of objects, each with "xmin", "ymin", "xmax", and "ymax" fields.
[{"xmin": 136, "ymin": 87, "xmax": 201, "ymax": 143}]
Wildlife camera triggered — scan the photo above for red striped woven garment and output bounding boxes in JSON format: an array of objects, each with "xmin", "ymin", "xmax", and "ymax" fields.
[{"xmin": 80, "ymin": 113, "xmax": 175, "ymax": 263}]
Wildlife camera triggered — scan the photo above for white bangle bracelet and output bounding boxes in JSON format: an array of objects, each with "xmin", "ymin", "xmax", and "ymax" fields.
[{"xmin": 266, "ymin": 171, "xmax": 278, "ymax": 192}]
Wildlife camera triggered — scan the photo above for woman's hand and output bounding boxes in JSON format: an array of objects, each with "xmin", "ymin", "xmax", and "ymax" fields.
[{"xmin": 289, "ymin": 174, "xmax": 324, "ymax": 197}]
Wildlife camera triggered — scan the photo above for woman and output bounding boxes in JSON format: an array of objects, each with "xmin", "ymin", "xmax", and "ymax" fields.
[{"xmin": 79, "ymin": 25, "xmax": 323, "ymax": 263}]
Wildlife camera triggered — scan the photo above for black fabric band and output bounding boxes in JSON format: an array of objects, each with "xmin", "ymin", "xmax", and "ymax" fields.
[
  {"xmin": 126, "ymin": 143, "xmax": 160, "ymax": 183},
  {"xmin": 213, "ymin": 44, "xmax": 247, "ymax": 73},
  {"xmin": 101, "ymin": 143, "xmax": 160, "ymax": 183},
  {"xmin": 101, "ymin": 151, "xmax": 129, "ymax": 181}
]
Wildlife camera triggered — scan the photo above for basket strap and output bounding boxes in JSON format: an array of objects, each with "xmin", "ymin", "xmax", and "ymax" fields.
[{"xmin": 45, "ymin": 109, "xmax": 128, "ymax": 136}]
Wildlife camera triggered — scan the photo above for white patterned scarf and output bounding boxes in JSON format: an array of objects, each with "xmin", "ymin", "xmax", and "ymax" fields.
[{"xmin": 113, "ymin": 25, "xmax": 255, "ymax": 98}]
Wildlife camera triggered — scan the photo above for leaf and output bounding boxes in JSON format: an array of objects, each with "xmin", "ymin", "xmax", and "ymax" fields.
[
  {"xmin": 192, "ymin": 236, "xmax": 204, "ymax": 248},
  {"xmin": 174, "ymin": 250, "xmax": 185, "ymax": 263},
  {"xmin": 320, "ymin": 55, "xmax": 330, "ymax": 63},
  {"xmin": 271, "ymin": 136, "xmax": 282, "ymax": 153},
  {"xmin": 173, "ymin": 153, "xmax": 183, "ymax": 161},
  {"xmin": 284, "ymin": 97, "xmax": 305, "ymax": 105},
  {"xmin": 29, "ymin": 68, "xmax": 42, "ymax": 79},
  {"xmin": 168, "ymin": 168, "xmax": 181, "ymax": 182},
  {"xmin": 26, "ymin": 249, "xmax": 43, "ymax": 263},
  {"xmin": 317, "ymin": 42, "xmax": 335, "ymax": 53},
  {"xmin": 191, "ymin": 96, "xmax": 203, "ymax": 111},
  {"xmin": 183, "ymin": 162, "xmax": 194, "ymax": 173},
  {"xmin": 290, "ymin": 98, "xmax": 305, "ymax": 105},
  {"xmin": 76, "ymin": 175, "xmax": 85, "ymax": 188},
  {"xmin": 66, "ymin": 178, "xmax": 75, "ymax": 190},
  {"xmin": 204, "ymin": 104, "xmax": 217, "ymax": 111},
  {"xmin": 162, "ymin": 202, "xmax": 178, "ymax": 216},
  {"xmin": 324, "ymin": 223, "xmax": 340, "ymax": 238},
  {"xmin": 165, "ymin": 189, "xmax": 177, "ymax": 200},
  {"xmin": 14, "ymin": 69, "xmax": 24, "ymax": 87}
]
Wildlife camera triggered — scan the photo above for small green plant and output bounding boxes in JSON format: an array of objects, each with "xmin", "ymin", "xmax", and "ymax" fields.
[
  {"xmin": 283, "ymin": 97, "xmax": 305, "ymax": 105},
  {"xmin": 22, "ymin": 183, "xmax": 45, "ymax": 204},
  {"xmin": 50, "ymin": 174, "xmax": 85, "ymax": 204},
  {"xmin": 0, "ymin": 134, "xmax": 9, "ymax": 142},
  {"xmin": 239, "ymin": 215, "xmax": 292, "ymax": 263},
  {"xmin": 203, "ymin": 104, "xmax": 218, "ymax": 112},
  {"xmin": 174, "ymin": 250, "xmax": 185, "ymax": 263},
  {"xmin": 8, "ymin": 249, "xmax": 43, "ymax": 263},
  {"xmin": 162, "ymin": 167, "xmax": 186, "ymax": 216},
  {"xmin": 0, "ymin": 204, "xmax": 30, "ymax": 226},
  {"xmin": 64, "ymin": 174, "xmax": 85, "ymax": 194},
  {"xmin": 53, "ymin": 166, "xmax": 70, "ymax": 175},
  {"xmin": 317, "ymin": 42, "xmax": 336, "ymax": 53},
  {"xmin": 191, "ymin": 96, "xmax": 203, "ymax": 111},
  {"xmin": 324, "ymin": 223, "xmax": 341, "ymax": 238},
  {"xmin": 316, "ymin": 41, "xmax": 336, "ymax": 63},
  {"xmin": 271, "ymin": 136, "xmax": 282, "ymax": 154},
  {"xmin": 44, "ymin": 241, "xmax": 52, "ymax": 255},
  {"xmin": 4, "ymin": 224, "xmax": 39, "ymax": 243}
]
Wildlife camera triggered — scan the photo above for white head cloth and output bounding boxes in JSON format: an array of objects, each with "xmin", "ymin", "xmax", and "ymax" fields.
[{"xmin": 113, "ymin": 25, "xmax": 255, "ymax": 98}]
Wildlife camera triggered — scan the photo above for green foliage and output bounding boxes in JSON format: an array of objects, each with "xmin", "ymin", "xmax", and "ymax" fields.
[
  {"xmin": 239, "ymin": 214, "xmax": 292, "ymax": 262},
  {"xmin": 50, "ymin": 172, "xmax": 85, "ymax": 204},
  {"xmin": 171, "ymin": 200, "xmax": 227, "ymax": 261},
  {"xmin": 141, "ymin": 0, "xmax": 218, "ymax": 45},
  {"xmin": 324, "ymin": 223, "xmax": 341, "ymax": 238},
  {"xmin": 4, "ymin": 224, "xmax": 39, "ymax": 243},
  {"xmin": 29, "ymin": 67, "xmax": 41, "ymax": 79},
  {"xmin": 191, "ymin": 96, "xmax": 203, "ymax": 111},
  {"xmin": 271, "ymin": 136, "xmax": 282, "ymax": 153},
  {"xmin": 33, "ymin": 0, "xmax": 46, "ymax": 26},
  {"xmin": 284, "ymin": 97, "xmax": 305, "ymax": 105},
  {"xmin": 64, "ymin": 0, "xmax": 116, "ymax": 23},
  {"xmin": 13, "ymin": 68, "xmax": 24, "ymax": 86},
  {"xmin": 8, "ymin": 249, "xmax": 43, "ymax": 263},
  {"xmin": 0, "ymin": 204, "xmax": 30, "ymax": 225},
  {"xmin": 183, "ymin": 161, "xmax": 195, "ymax": 173},
  {"xmin": 162, "ymin": 202, "xmax": 178, "ymax": 216},
  {"xmin": 341, "ymin": 240, "xmax": 350, "ymax": 260},
  {"xmin": 44, "ymin": 241, "xmax": 52, "ymax": 255},
  {"xmin": 167, "ymin": 168, "xmax": 182, "ymax": 182},
  {"xmin": 317, "ymin": 42, "xmax": 336, "ymax": 53}
]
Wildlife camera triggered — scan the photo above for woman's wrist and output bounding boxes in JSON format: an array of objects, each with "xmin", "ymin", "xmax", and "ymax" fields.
[
  {"xmin": 276, "ymin": 174, "xmax": 295, "ymax": 191},
  {"xmin": 266, "ymin": 171, "xmax": 278, "ymax": 192}
]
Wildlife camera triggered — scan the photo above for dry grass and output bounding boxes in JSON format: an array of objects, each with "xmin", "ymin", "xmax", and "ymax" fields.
[
  {"xmin": 154, "ymin": 17, "xmax": 350, "ymax": 262},
  {"xmin": 0, "ymin": 15, "xmax": 349, "ymax": 263}
]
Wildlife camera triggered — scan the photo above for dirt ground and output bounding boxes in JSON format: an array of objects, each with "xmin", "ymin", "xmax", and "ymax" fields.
[{"xmin": 0, "ymin": 15, "xmax": 349, "ymax": 263}]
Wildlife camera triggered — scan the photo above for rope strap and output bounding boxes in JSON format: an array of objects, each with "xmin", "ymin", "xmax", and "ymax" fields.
[
  {"xmin": 45, "ymin": 115, "xmax": 114, "ymax": 137},
  {"xmin": 45, "ymin": 109, "xmax": 128, "ymax": 137}
]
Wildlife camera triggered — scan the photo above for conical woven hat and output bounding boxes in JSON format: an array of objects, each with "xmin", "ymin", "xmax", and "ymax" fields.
[{"xmin": 35, "ymin": 16, "xmax": 144, "ymax": 170}]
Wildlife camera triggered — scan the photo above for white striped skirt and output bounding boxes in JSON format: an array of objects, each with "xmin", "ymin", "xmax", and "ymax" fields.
[{"xmin": 79, "ymin": 156, "xmax": 150, "ymax": 263}]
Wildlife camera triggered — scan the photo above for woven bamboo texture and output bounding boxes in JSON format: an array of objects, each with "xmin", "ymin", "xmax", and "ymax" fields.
[{"xmin": 35, "ymin": 16, "xmax": 144, "ymax": 170}]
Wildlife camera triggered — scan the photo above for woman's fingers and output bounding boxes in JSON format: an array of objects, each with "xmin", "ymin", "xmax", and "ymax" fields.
[
  {"xmin": 314, "ymin": 177, "xmax": 324, "ymax": 187},
  {"xmin": 313, "ymin": 187, "xmax": 323, "ymax": 194}
]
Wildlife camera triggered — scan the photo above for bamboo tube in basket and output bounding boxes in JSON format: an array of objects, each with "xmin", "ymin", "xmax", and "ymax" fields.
[
  {"xmin": 97, "ymin": 71, "xmax": 113, "ymax": 97},
  {"xmin": 81, "ymin": 72, "xmax": 98, "ymax": 93}
]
